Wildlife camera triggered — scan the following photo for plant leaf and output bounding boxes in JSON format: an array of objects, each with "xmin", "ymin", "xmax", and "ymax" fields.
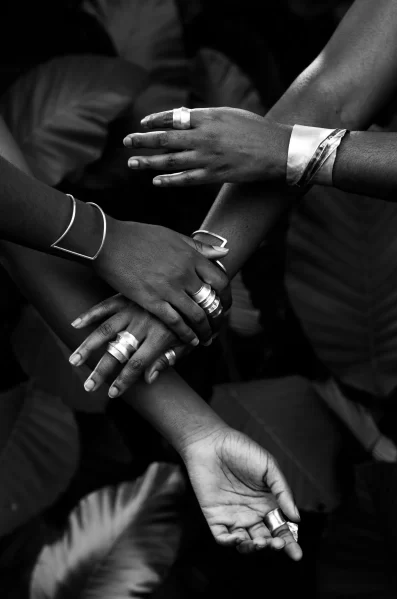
[
  {"xmin": 0, "ymin": 54, "xmax": 146, "ymax": 185},
  {"xmin": 0, "ymin": 382, "xmax": 79, "ymax": 537},
  {"xmin": 190, "ymin": 48, "xmax": 264, "ymax": 114},
  {"xmin": 211, "ymin": 376, "xmax": 345, "ymax": 511},
  {"xmin": 286, "ymin": 184, "xmax": 397, "ymax": 396},
  {"xmin": 83, "ymin": 0, "xmax": 187, "ymax": 78},
  {"xmin": 30, "ymin": 463, "xmax": 184, "ymax": 599}
]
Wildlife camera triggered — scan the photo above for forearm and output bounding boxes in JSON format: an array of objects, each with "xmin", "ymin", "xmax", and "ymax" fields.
[
  {"xmin": 0, "ymin": 117, "xmax": 105, "ymax": 258},
  {"xmin": 333, "ymin": 131, "xmax": 397, "ymax": 201},
  {"xmin": 2, "ymin": 243, "xmax": 225, "ymax": 454},
  {"xmin": 195, "ymin": 0, "xmax": 397, "ymax": 274}
]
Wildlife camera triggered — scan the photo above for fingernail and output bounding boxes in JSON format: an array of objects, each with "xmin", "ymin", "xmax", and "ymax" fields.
[
  {"xmin": 149, "ymin": 371, "xmax": 159, "ymax": 384},
  {"xmin": 141, "ymin": 117, "xmax": 149, "ymax": 127},
  {"xmin": 153, "ymin": 178, "xmax": 162, "ymax": 186},
  {"xmin": 294, "ymin": 506, "xmax": 301, "ymax": 521},
  {"xmin": 190, "ymin": 338, "xmax": 199, "ymax": 347},
  {"xmin": 108, "ymin": 386, "xmax": 119, "ymax": 398},
  {"xmin": 212, "ymin": 245, "xmax": 229, "ymax": 253},
  {"xmin": 128, "ymin": 159, "xmax": 139, "ymax": 168},
  {"xmin": 71, "ymin": 317, "xmax": 82, "ymax": 328},
  {"xmin": 84, "ymin": 378, "xmax": 95, "ymax": 392},
  {"xmin": 69, "ymin": 353, "xmax": 82, "ymax": 366},
  {"xmin": 123, "ymin": 136, "xmax": 133, "ymax": 147},
  {"xmin": 202, "ymin": 338, "xmax": 213, "ymax": 346}
]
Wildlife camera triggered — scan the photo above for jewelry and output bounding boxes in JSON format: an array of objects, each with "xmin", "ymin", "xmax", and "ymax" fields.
[
  {"xmin": 192, "ymin": 283, "xmax": 212, "ymax": 305},
  {"xmin": 287, "ymin": 125, "xmax": 348, "ymax": 188},
  {"xmin": 107, "ymin": 343, "xmax": 129, "ymax": 364},
  {"xmin": 164, "ymin": 348, "xmax": 177, "ymax": 366},
  {"xmin": 51, "ymin": 195, "xmax": 107, "ymax": 260},
  {"xmin": 173, "ymin": 106, "xmax": 191, "ymax": 130},
  {"xmin": 191, "ymin": 230, "xmax": 228, "ymax": 248},
  {"xmin": 264, "ymin": 508, "xmax": 299, "ymax": 542},
  {"xmin": 106, "ymin": 331, "xmax": 140, "ymax": 364},
  {"xmin": 117, "ymin": 330, "xmax": 140, "ymax": 352}
]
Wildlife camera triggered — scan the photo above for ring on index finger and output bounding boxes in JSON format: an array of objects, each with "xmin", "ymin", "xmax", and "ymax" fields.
[{"xmin": 173, "ymin": 106, "xmax": 191, "ymax": 130}]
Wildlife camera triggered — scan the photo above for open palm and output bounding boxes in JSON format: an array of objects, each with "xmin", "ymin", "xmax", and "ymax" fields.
[{"xmin": 183, "ymin": 428, "xmax": 302, "ymax": 560}]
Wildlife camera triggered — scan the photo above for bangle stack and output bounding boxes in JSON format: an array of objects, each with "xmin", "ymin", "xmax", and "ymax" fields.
[
  {"xmin": 286, "ymin": 125, "xmax": 348, "ymax": 188},
  {"xmin": 51, "ymin": 194, "xmax": 107, "ymax": 260}
]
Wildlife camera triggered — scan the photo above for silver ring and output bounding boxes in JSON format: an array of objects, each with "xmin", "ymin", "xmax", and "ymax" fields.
[
  {"xmin": 200, "ymin": 289, "xmax": 217, "ymax": 311},
  {"xmin": 264, "ymin": 508, "xmax": 287, "ymax": 534},
  {"xmin": 264, "ymin": 508, "xmax": 299, "ymax": 542},
  {"xmin": 117, "ymin": 330, "xmax": 140, "ymax": 351},
  {"xmin": 215, "ymin": 259, "xmax": 227, "ymax": 275},
  {"xmin": 206, "ymin": 297, "xmax": 223, "ymax": 316},
  {"xmin": 173, "ymin": 106, "xmax": 191, "ymax": 129},
  {"xmin": 192, "ymin": 283, "xmax": 212, "ymax": 304},
  {"xmin": 107, "ymin": 342, "xmax": 129, "ymax": 364},
  {"xmin": 164, "ymin": 349, "xmax": 177, "ymax": 366}
]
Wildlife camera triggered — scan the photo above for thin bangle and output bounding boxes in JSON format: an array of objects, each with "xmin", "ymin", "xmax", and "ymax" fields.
[
  {"xmin": 51, "ymin": 194, "xmax": 76, "ymax": 250},
  {"xmin": 191, "ymin": 229, "xmax": 228, "ymax": 248},
  {"xmin": 51, "ymin": 195, "xmax": 107, "ymax": 260},
  {"xmin": 86, "ymin": 202, "xmax": 107, "ymax": 260}
]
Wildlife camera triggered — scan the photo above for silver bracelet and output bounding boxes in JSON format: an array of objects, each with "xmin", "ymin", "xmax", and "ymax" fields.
[
  {"xmin": 191, "ymin": 229, "xmax": 228, "ymax": 248},
  {"xmin": 51, "ymin": 195, "xmax": 107, "ymax": 260}
]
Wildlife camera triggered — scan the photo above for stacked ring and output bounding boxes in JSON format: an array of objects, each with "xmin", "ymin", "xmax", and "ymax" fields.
[
  {"xmin": 107, "ymin": 330, "xmax": 140, "ymax": 364},
  {"xmin": 192, "ymin": 284, "xmax": 223, "ymax": 320}
]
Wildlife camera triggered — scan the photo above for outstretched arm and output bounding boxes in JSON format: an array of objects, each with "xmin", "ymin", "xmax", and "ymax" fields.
[
  {"xmin": 128, "ymin": 0, "xmax": 397, "ymax": 275},
  {"xmin": 0, "ymin": 118, "xmax": 301, "ymax": 559}
]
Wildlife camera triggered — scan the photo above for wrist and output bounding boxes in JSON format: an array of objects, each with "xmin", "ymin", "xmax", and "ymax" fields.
[
  {"xmin": 272, "ymin": 122, "xmax": 293, "ymax": 183},
  {"xmin": 178, "ymin": 420, "xmax": 231, "ymax": 462}
]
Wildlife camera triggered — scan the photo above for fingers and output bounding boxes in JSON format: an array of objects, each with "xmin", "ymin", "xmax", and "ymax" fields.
[
  {"xmin": 195, "ymin": 257, "xmax": 230, "ymax": 309},
  {"xmin": 266, "ymin": 458, "xmax": 301, "ymax": 524},
  {"xmin": 139, "ymin": 108, "xmax": 205, "ymax": 130},
  {"xmin": 108, "ymin": 329, "xmax": 181, "ymax": 398},
  {"xmin": 152, "ymin": 169, "xmax": 210, "ymax": 187},
  {"xmin": 128, "ymin": 151, "xmax": 201, "ymax": 172},
  {"xmin": 123, "ymin": 130, "xmax": 197, "ymax": 151},
  {"xmin": 144, "ymin": 344, "xmax": 189, "ymax": 384},
  {"xmin": 168, "ymin": 292, "xmax": 213, "ymax": 344},
  {"xmin": 272, "ymin": 523, "xmax": 303, "ymax": 562},
  {"xmin": 149, "ymin": 301, "xmax": 199, "ymax": 345},
  {"xmin": 83, "ymin": 351, "xmax": 120, "ymax": 393},
  {"xmin": 71, "ymin": 294, "xmax": 128, "ymax": 329},
  {"xmin": 182, "ymin": 236, "xmax": 229, "ymax": 260},
  {"xmin": 69, "ymin": 311, "xmax": 131, "ymax": 368}
]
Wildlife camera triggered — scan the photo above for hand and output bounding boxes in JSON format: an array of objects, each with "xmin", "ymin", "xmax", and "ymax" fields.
[
  {"xmin": 181, "ymin": 427, "xmax": 302, "ymax": 560},
  {"xmin": 70, "ymin": 294, "xmax": 194, "ymax": 397},
  {"xmin": 123, "ymin": 108, "xmax": 292, "ymax": 187},
  {"xmin": 93, "ymin": 220, "xmax": 231, "ymax": 345}
]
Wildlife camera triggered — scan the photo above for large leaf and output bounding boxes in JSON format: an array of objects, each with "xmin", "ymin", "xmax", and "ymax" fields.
[
  {"xmin": 0, "ymin": 382, "xmax": 79, "ymax": 537},
  {"xmin": 211, "ymin": 376, "xmax": 345, "ymax": 512},
  {"xmin": 83, "ymin": 0, "xmax": 187, "ymax": 79},
  {"xmin": 191, "ymin": 48, "xmax": 264, "ymax": 115},
  {"xmin": 0, "ymin": 54, "xmax": 146, "ymax": 185},
  {"xmin": 286, "ymin": 184, "xmax": 397, "ymax": 397},
  {"xmin": 30, "ymin": 463, "xmax": 184, "ymax": 599}
]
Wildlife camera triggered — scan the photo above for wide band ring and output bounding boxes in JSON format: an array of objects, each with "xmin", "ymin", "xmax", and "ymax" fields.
[
  {"xmin": 192, "ymin": 283, "xmax": 212, "ymax": 305},
  {"xmin": 264, "ymin": 508, "xmax": 287, "ymax": 534},
  {"xmin": 264, "ymin": 508, "xmax": 299, "ymax": 542},
  {"xmin": 117, "ymin": 330, "xmax": 140, "ymax": 351},
  {"xmin": 164, "ymin": 348, "xmax": 177, "ymax": 366},
  {"xmin": 173, "ymin": 106, "xmax": 191, "ymax": 130},
  {"xmin": 107, "ymin": 342, "xmax": 129, "ymax": 364}
]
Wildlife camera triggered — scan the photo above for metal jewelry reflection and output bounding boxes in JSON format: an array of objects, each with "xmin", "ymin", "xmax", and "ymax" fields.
[
  {"xmin": 164, "ymin": 348, "xmax": 177, "ymax": 367},
  {"xmin": 106, "ymin": 330, "xmax": 140, "ymax": 364},
  {"xmin": 264, "ymin": 508, "xmax": 299, "ymax": 543},
  {"xmin": 173, "ymin": 106, "xmax": 191, "ymax": 130}
]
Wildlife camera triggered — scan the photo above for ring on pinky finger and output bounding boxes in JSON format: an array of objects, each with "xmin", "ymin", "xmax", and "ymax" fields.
[{"xmin": 145, "ymin": 345, "xmax": 189, "ymax": 384}]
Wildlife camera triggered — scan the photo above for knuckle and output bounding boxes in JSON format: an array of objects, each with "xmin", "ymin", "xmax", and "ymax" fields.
[
  {"xmin": 98, "ymin": 321, "xmax": 114, "ymax": 338},
  {"xmin": 167, "ymin": 312, "xmax": 182, "ymax": 327},
  {"xmin": 192, "ymin": 310, "xmax": 206, "ymax": 325},
  {"xmin": 158, "ymin": 132, "xmax": 169, "ymax": 147},
  {"xmin": 166, "ymin": 154, "xmax": 178, "ymax": 169}
]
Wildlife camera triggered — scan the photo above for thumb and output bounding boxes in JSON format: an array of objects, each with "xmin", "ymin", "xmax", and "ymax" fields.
[
  {"xmin": 183, "ymin": 236, "xmax": 229, "ymax": 259},
  {"xmin": 266, "ymin": 457, "xmax": 300, "ymax": 524}
]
